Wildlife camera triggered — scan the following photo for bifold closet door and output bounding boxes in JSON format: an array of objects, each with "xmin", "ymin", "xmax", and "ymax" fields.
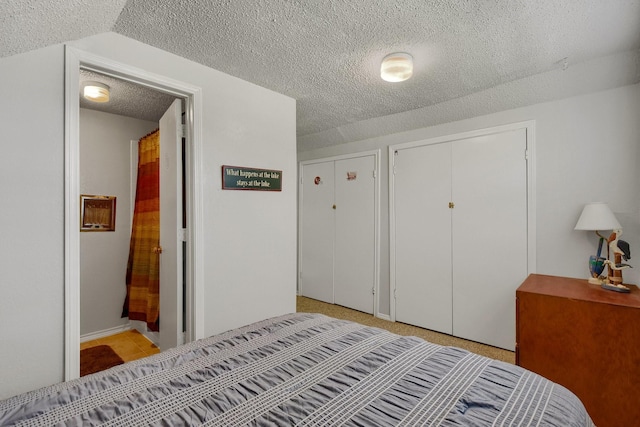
[
  {"xmin": 452, "ymin": 129, "xmax": 527, "ymax": 350},
  {"xmin": 334, "ymin": 156, "xmax": 375, "ymax": 314},
  {"xmin": 299, "ymin": 161, "xmax": 335, "ymax": 303},
  {"xmin": 394, "ymin": 143, "xmax": 453, "ymax": 334}
]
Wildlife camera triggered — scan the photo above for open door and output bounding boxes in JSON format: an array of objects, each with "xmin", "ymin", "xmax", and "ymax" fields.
[{"xmin": 159, "ymin": 98, "xmax": 184, "ymax": 350}]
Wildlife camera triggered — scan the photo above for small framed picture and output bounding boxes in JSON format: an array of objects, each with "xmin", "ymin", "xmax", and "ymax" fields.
[{"xmin": 80, "ymin": 195, "xmax": 116, "ymax": 231}]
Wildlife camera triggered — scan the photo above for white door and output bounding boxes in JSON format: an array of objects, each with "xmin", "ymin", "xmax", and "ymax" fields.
[
  {"xmin": 452, "ymin": 129, "xmax": 527, "ymax": 350},
  {"xmin": 394, "ymin": 143, "xmax": 453, "ymax": 333},
  {"xmin": 159, "ymin": 98, "xmax": 184, "ymax": 351},
  {"xmin": 300, "ymin": 161, "xmax": 335, "ymax": 303},
  {"xmin": 334, "ymin": 156, "xmax": 375, "ymax": 314}
]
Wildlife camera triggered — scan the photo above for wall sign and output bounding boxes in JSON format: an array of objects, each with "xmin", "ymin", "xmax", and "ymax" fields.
[{"xmin": 222, "ymin": 165, "xmax": 282, "ymax": 191}]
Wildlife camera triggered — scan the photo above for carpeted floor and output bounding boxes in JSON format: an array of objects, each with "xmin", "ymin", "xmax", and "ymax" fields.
[{"xmin": 297, "ymin": 295, "xmax": 515, "ymax": 364}]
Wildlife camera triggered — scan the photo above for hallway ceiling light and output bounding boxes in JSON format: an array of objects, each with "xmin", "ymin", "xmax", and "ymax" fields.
[
  {"xmin": 380, "ymin": 53, "xmax": 413, "ymax": 82},
  {"xmin": 83, "ymin": 81, "xmax": 110, "ymax": 103}
]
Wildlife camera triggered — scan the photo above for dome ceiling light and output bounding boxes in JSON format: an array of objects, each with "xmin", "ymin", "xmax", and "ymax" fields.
[
  {"xmin": 83, "ymin": 81, "xmax": 110, "ymax": 103},
  {"xmin": 380, "ymin": 53, "xmax": 413, "ymax": 82}
]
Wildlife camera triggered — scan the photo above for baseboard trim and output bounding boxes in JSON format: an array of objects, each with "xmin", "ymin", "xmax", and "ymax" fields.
[
  {"xmin": 129, "ymin": 320, "xmax": 160, "ymax": 346},
  {"xmin": 80, "ymin": 323, "xmax": 131, "ymax": 343}
]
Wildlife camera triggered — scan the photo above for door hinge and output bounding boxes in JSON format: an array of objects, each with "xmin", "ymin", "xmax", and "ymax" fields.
[
  {"xmin": 179, "ymin": 228, "xmax": 187, "ymax": 242},
  {"xmin": 181, "ymin": 124, "xmax": 187, "ymax": 138},
  {"xmin": 373, "ymin": 170, "xmax": 377, "ymax": 178},
  {"xmin": 371, "ymin": 287, "xmax": 375, "ymax": 295},
  {"xmin": 393, "ymin": 150, "xmax": 398, "ymax": 175},
  {"xmin": 525, "ymin": 149, "xmax": 529, "ymax": 160}
]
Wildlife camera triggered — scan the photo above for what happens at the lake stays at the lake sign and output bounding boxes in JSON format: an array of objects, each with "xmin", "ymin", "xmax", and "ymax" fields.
[{"xmin": 222, "ymin": 165, "xmax": 283, "ymax": 191}]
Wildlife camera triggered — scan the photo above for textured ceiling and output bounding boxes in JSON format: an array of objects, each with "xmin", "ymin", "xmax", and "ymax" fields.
[
  {"xmin": 79, "ymin": 69, "xmax": 176, "ymax": 122},
  {"xmin": 2, "ymin": 0, "xmax": 640, "ymax": 143},
  {"xmin": 1, "ymin": 0, "xmax": 128, "ymax": 57}
]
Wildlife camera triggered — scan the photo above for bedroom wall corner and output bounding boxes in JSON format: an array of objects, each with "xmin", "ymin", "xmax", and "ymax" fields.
[{"xmin": 298, "ymin": 82, "xmax": 640, "ymax": 317}]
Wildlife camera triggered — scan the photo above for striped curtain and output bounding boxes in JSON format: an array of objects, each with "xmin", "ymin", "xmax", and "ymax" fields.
[{"xmin": 122, "ymin": 129, "xmax": 161, "ymax": 331}]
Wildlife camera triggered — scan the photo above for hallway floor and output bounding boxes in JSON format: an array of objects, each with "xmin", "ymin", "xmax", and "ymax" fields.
[{"xmin": 81, "ymin": 329, "xmax": 160, "ymax": 363}]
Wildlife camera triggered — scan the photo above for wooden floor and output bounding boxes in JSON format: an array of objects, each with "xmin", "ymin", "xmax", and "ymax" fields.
[{"xmin": 81, "ymin": 329, "xmax": 160, "ymax": 363}]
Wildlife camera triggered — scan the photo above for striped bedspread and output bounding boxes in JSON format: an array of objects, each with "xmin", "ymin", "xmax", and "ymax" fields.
[{"xmin": 0, "ymin": 313, "xmax": 594, "ymax": 426}]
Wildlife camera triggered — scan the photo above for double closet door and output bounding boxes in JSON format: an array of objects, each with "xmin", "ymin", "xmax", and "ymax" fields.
[
  {"xmin": 299, "ymin": 154, "xmax": 377, "ymax": 314},
  {"xmin": 392, "ymin": 128, "xmax": 529, "ymax": 350}
]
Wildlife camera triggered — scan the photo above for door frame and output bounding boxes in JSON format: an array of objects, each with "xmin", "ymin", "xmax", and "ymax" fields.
[
  {"xmin": 388, "ymin": 121, "xmax": 537, "ymax": 322},
  {"xmin": 298, "ymin": 150, "xmax": 381, "ymax": 317},
  {"xmin": 64, "ymin": 46, "xmax": 204, "ymax": 380}
]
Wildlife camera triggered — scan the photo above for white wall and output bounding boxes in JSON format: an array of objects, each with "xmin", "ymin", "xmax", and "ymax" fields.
[
  {"xmin": 79, "ymin": 108, "xmax": 157, "ymax": 336},
  {"xmin": 299, "ymin": 83, "xmax": 640, "ymax": 316},
  {"xmin": 0, "ymin": 45, "xmax": 65, "ymax": 399},
  {"xmin": 0, "ymin": 32, "xmax": 296, "ymax": 399}
]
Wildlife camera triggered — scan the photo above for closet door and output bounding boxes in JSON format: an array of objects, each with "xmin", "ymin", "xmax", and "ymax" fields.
[
  {"xmin": 299, "ymin": 161, "xmax": 335, "ymax": 303},
  {"xmin": 394, "ymin": 143, "xmax": 453, "ymax": 334},
  {"xmin": 334, "ymin": 156, "xmax": 375, "ymax": 314},
  {"xmin": 452, "ymin": 129, "xmax": 527, "ymax": 350}
]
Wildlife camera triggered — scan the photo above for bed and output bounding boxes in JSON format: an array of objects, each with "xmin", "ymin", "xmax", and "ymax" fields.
[{"xmin": 0, "ymin": 313, "xmax": 594, "ymax": 426}]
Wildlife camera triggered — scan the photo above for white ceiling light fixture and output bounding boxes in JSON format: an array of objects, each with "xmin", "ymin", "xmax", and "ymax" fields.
[
  {"xmin": 380, "ymin": 52, "xmax": 413, "ymax": 82},
  {"xmin": 83, "ymin": 81, "xmax": 110, "ymax": 103}
]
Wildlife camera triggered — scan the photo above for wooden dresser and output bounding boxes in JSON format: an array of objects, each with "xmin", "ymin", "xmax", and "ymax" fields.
[{"xmin": 516, "ymin": 274, "xmax": 640, "ymax": 427}]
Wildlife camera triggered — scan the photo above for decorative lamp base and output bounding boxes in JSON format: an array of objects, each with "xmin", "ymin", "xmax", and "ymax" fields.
[
  {"xmin": 588, "ymin": 277, "xmax": 605, "ymax": 285},
  {"xmin": 601, "ymin": 282, "xmax": 631, "ymax": 293}
]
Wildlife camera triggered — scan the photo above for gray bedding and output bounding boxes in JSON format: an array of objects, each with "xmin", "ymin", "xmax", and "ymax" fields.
[{"xmin": 0, "ymin": 313, "xmax": 594, "ymax": 426}]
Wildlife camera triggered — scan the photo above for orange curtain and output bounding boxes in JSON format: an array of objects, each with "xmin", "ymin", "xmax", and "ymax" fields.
[{"xmin": 122, "ymin": 129, "xmax": 160, "ymax": 331}]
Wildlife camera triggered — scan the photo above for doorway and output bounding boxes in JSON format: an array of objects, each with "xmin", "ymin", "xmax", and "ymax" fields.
[
  {"xmin": 78, "ymin": 88, "xmax": 165, "ymax": 346},
  {"xmin": 64, "ymin": 47, "xmax": 204, "ymax": 380}
]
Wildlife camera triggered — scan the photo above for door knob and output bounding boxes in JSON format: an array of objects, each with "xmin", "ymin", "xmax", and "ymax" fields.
[{"xmin": 153, "ymin": 246, "xmax": 163, "ymax": 254}]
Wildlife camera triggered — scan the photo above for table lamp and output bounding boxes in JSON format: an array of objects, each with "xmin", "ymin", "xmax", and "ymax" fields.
[{"xmin": 574, "ymin": 202, "xmax": 622, "ymax": 286}]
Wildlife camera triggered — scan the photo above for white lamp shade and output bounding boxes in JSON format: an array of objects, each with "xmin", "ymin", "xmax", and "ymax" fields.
[{"xmin": 574, "ymin": 202, "xmax": 621, "ymax": 231}]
